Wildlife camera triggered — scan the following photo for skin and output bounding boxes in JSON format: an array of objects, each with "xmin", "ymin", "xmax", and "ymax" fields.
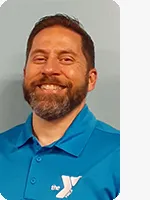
[{"xmin": 24, "ymin": 25, "xmax": 97, "ymax": 146}]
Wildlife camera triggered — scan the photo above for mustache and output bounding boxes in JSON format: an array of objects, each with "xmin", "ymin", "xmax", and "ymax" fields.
[{"xmin": 30, "ymin": 76, "xmax": 72, "ymax": 88}]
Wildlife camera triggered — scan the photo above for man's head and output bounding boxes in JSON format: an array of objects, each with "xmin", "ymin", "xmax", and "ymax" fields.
[{"xmin": 23, "ymin": 14, "xmax": 97, "ymax": 121}]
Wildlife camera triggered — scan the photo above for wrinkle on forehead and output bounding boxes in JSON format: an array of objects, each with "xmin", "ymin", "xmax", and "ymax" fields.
[{"xmin": 31, "ymin": 26, "xmax": 85, "ymax": 58}]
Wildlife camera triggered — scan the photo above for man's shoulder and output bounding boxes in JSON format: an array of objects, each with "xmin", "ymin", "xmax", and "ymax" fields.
[
  {"xmin": 95, "ymin": 119, "xmax": 120, "ymax": 135},
  {"xmin": 92, "ymin": 119, "xmax": 120, "ymax": 148},
  {"xmin": 88, "ymin": 119, "xmax": 120, "ymax": 174},
  {"xmin": 0, "ymin": 123, "xmax": 25, "ymax": 144}
]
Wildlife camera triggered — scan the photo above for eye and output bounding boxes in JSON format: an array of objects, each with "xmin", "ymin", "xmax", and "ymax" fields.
[
  {"xmin": 33, "ymin": 56, "xmax": 47, "ymax": 64},
  {"xmin": 60, "ymin": 57, "xmax": 74, "ymax": 64},
  {"xmin": 63, "ymin": 58, "xmax": 72, "ymax": 61}
]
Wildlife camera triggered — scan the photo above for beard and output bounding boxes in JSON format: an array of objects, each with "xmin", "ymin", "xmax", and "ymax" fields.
[{"xmin": 23, "ymin": 75, "xmax": 89, "ymax": 121}]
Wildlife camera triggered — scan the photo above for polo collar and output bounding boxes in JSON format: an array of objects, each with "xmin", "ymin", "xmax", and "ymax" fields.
[
  {"xmin": 16, "ymin": 113, "xmax": 34, "ymax": 148},
  {"xmin": 55, "ymin": 105, "xmax": 97, "ymax": 157},
  {"xmin": 16, "ymin": 104, "xmax": 97, "ymax": 157}
]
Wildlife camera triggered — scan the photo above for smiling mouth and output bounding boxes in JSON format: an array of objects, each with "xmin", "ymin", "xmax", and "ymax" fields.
[{"xmin": 37, "ymin": 84, "xmax": 66, "ymax": 91}]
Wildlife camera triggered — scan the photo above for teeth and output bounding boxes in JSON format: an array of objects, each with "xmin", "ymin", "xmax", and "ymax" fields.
[{"xmin": 40, "ymin": 84, "xmax": 62, "ymax": 90}]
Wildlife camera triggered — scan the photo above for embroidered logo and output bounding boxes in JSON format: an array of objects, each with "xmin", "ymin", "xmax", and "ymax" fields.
[
  {"xmin": 51, "ymin": 175, "xmax": 82, "ymax": 198},
  {"xmin": 0, "ymin": 193, "xmax": 7, "ymax": 200},
  {"xmin": 51, "ymin": 185, "xmax": 61, "ymax": 191}
]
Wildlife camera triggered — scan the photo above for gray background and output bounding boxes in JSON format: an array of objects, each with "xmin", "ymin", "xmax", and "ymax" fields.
[{"xmin": 0, "ymin": 0, "xmax": 120, "ymax": 132}]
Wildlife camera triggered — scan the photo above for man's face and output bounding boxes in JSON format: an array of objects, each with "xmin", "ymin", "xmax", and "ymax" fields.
[{"xmin": 23, "ymin": 25, "xmax": 97, "ymax": 121}]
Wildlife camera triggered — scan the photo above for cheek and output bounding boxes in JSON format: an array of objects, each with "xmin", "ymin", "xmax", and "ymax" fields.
[
  {"xmin": 24, "ymin": 71, "xmax": 36, "ymax": 88},
  {"xmin": 24, "ymin": 65, "xmax": 40, "ymax": 80},
  {"xmin": 63, "ymin": 67, "xmax": 86, "ymax": 82},
  {"xmin": 66, "ymin": 69, "xmax": 76, "ymax": 78}
]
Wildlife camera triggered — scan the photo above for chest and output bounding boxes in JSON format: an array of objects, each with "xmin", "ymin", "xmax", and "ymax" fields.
[{"xmin": 0, "ymin": 148, "xmax": 117, "ymax": 200}]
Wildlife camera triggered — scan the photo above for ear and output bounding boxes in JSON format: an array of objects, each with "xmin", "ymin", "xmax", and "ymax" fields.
[
  {"xmin": 23, "ymin": 67, "xmax": 26, "ymax": 78},
  {"xmin": 88, "ymin": 68, "xmax": 97, "ymax": 92}
]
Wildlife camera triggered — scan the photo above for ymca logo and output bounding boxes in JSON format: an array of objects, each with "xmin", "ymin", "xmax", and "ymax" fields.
[
  {"xmin": 0, "ymin": 193, "xmax": 6, "ymax": 200},
  {"xmin": 51, "ymin": 175, "xmax": 82, "ymax": 198}
]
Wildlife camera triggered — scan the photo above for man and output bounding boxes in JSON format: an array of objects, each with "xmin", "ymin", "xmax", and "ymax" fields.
[{"xmin": 0, "ymin": 14, "xmax": 120, "ymax": 200}]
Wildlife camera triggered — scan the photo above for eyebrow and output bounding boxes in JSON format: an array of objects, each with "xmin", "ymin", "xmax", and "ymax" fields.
[
  {"xmin": 30, "ymin": 49, "xmax": 49, "ymax": 57},
  {"xmin": 30, "ymin": 49, "xmax": 78, "ymax": 57},
  {"xmin": 58, "ymin": 49, "xmax": 78, "ymax": 57}
]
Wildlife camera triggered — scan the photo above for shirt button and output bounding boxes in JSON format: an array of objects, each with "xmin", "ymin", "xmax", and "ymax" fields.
[
  {"xmin": 30, "ymin": 177, "xmax": 36, "ymax": 184},
  {"xmin": 36, "ymin": 156, "xmax": 42, "ymax": 162}
]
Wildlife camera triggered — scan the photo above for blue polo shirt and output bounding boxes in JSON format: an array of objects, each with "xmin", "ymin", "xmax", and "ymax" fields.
[{"xmin": 0, "ymin": 105, "xmax": 120, "ymax": 200}]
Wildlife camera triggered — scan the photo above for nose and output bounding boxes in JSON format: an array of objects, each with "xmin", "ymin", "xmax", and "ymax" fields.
[{"xmin": 41, "ymin": 57, "xmax": 61, "ymax": 76}]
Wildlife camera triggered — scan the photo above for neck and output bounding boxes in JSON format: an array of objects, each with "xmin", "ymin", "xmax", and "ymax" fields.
[{"xmin": 32, "ymin": 101, "xmax": 86, "ymax": 146}]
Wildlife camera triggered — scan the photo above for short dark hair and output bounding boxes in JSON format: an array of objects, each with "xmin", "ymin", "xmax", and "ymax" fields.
[{"xmin": 25, "ymin": 14, "xmax": 95, "ymax": 70}]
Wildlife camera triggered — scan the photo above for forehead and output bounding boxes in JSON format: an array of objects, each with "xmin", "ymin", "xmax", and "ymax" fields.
[{"xmin": 31, "ymin": 26, "xmax": 83, "ymax": 53}]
